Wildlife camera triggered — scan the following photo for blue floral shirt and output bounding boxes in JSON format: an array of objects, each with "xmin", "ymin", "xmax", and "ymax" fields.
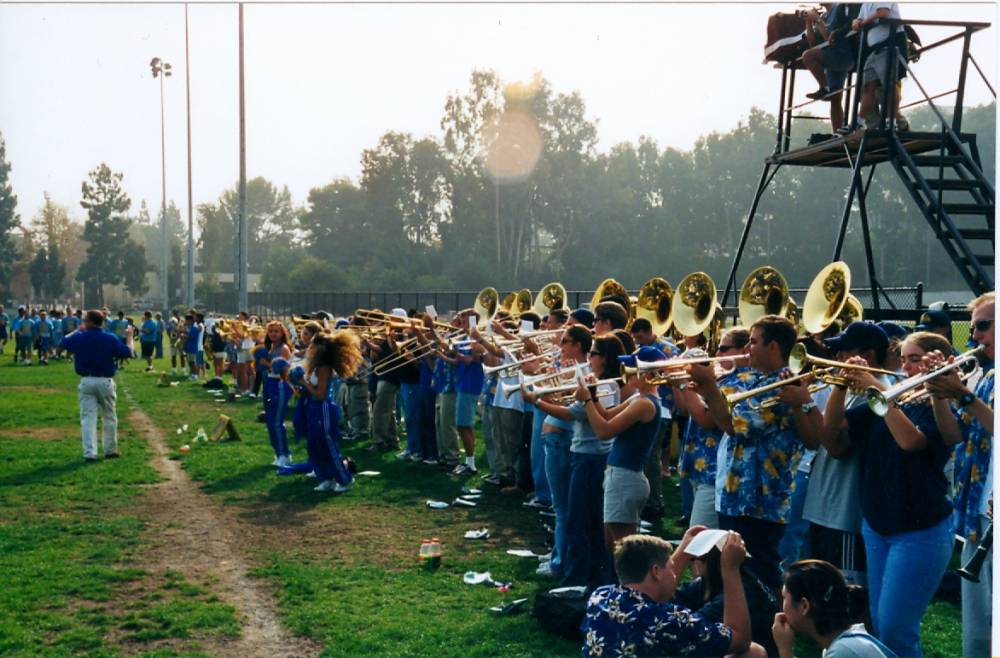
[
  {"xmin": 582, "ymin": 585, "xmax": 733, "ymax": 658},
  {"xmin": 715, "ymin": 368, "xmax": 806, "ymax": 523},
  {"xmin": 952, "ymin": 362, "xmax": 994, "ymax": 541},
  {"xmin": 679, "ymin": 367, "xmax": 752, "ymax": 487}
]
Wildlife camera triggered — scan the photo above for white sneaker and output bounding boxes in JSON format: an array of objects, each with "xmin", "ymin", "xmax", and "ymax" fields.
[
  {"xmin": 171, "ymin": 368, "xmax": 177, "ymax": 375},
  {"xmin": 396, "ymin": 450, "xmax": 413, "ymax": 461},
  {"xmin": 333, "ymin": 482, "xmax": 351, "ymax": 493},
  {"xmin": 314, "ymin": 480, "xmax": 335, "ymax": 492},
  {"xmin": 306, "ymin": 470, "xmax": 317, "ymax": 478},
  {"xmin": 272, "ymin": 456, "xmax": 282, "ymax": 466}
]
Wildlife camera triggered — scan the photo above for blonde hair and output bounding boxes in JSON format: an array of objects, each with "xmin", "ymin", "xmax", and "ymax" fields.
[
  {"xmin": 904, "ymin": 331, "xmax": 953, "ymax": 356},
  {"xmin": 968, "ymin": 292, "xmax": 995, "ymax": 312},
  {"xmin": 308, "ymin": 330, "xmax": 363, "ymax": 378}
]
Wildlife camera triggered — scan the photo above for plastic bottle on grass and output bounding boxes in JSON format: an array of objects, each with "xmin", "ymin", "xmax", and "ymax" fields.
[
  {"xmin": 419, "ymin": 539, "xmax": 430, "ymax": 564},
  {"xmin": 428, "ymin": 537, "xmax": 442, "ymax": 569}
]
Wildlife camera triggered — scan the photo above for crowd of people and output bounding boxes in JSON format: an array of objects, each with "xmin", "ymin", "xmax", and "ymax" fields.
[{"xmin": 3, "ymin": 284, "xmax": 993, "ymax": 658}]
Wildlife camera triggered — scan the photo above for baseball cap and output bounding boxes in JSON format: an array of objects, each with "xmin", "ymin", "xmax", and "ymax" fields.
[
  {"xmin": 916, "ymin": 309, "xmax": 950, "ymax": 330},
  {"xmin": 824, "ymin": 321, "xmax": 889, "ymax": 354},
  {"xmin": 635, "ymin": 345, "xmax": 667, "ymax": 363},
  {"xmin": 570, "ymin": 308, "xmax": 595, "ymax": 329},
  {"xmin": 876, "ymin": 321, "xmax": 911, "ymax": 341}
]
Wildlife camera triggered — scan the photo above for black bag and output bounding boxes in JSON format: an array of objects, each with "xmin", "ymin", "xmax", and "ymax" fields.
[
  {"xmin": 533, "ymin": 587, "xmax": 590, "ymax": 641},
  {"xmin": 203, "ymin": 376, "xmax": 226, "ymax": 390}
]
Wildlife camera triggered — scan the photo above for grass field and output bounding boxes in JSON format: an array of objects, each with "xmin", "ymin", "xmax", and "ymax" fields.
[{"xmin": 0, "ymin": 343, "xmax": 965, "ymax": 657}]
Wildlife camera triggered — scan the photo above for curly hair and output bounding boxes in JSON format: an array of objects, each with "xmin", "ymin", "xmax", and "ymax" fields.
[
  {"xmin": 264, "ymin": 320, "xmax": 291, "ymax": 351},
  {"xmin": 308, "ymin": 330, "xmax": 363, "ymax": 378}
]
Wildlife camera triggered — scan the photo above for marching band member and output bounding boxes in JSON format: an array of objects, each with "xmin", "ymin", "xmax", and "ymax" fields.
[
  {"xmin": 821, "ymin": 331, "xmax": 959, "ymax": 657},
  {"xmin": 232, "ymin": 311, "xmax": 253, "ymax": 394},
  {"xmin": 413, "ymin": 316, "xmax": 439, "ymax": 463},
  {"xmin": 927, "ymin": 291, "xmax": 994, "ymax": 658},
  {"xmin": 153, "ymin": 312, "xmax": 164, "ymax": 361},
  {"xmin": 687, "ymin": 315, "xmax": 822, "ymax": 590},
  {"xmin": 167, "ymin": 310, "xmax": 183, "ymax": 375},
  {"xmin": 342, "ymin": 315, "xmax": 373, "ymax": 442},
  {"xmin": 139, "ymin": 310, "xmax": 159, "ymax": 371},
  {"xmin": 420, "ymin": 316, "xmax": 460, "ymax": 469},
  {"xmin": 451, "ymin": 310, "xmax": 485, "ymax": 476},
  {"xmin": 368, "ymin": 320, "xmax": 403, "ymax": 454},
  {"xmin": 674, "ymin": 328, "xmax": 752, "ymax": 530},
  {"xmin": 12, "ymin": 306, "xmax": 33, "ymax": 365},
  {"xmin": 35, "ymin": 309, "xmax": 53, "ymax": 365},
  {"xmin": 300, "ymin": 331, "xmax": 363, "ymax": 493},
  {"xmin": 0, "ymin": 304, "xmax": 8, "ymax": 355}
]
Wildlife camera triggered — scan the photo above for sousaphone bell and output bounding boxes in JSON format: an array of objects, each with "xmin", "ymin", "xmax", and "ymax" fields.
[
  {"xmin": 739, "ymin": 266, "xmax": 790, "ymax": 325},
  {"xmin": 802, "ymin": 261, "xmax": 851, "ymax": 334}
]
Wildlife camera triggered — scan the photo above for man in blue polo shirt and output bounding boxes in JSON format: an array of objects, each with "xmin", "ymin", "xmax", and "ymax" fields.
[{"xmin": 60, "ymin": 309, "xmax": 134, "ymax": 461}]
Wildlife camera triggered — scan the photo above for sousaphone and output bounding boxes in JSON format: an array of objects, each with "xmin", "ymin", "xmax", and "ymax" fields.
[
  {"xmin": 739, "ymin": 266, "xmax": 789, "ymax": 325},
  {"xmin": 802, "ymin": 262, "xmax": 851, "ymax": 334},
  {"xmin": 473, "ymin": 287, "xmax": 499, "ymax": 328},
  {"xmin": 533, "ymin": 282, "xmax": 568, "ymax": 318},
  {"xmin": 634, "ymin": 277, "xmax": 674, "ymax": 337},
  {"xmin": 590, "ymin": 278, "xmax": 629, "ymax": 311},
  {"xmin": 673, "ymin": 272, "xmax": 718, "ymax": 338}
]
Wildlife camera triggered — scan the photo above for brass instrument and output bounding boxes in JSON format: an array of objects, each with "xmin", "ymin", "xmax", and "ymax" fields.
[
  {"xmin": 802, "ymin": 262, "xmax": 851, "ymax": 335},
  {"xmin": 957, "ymin": 522, "xmax": 992, "ymax": 583},
  {"xmin": 866, "ymin": 345, "xmax": 986, "ymax": 416},
  {"xmin": 724, "ymin": 369, "xmax": 829, "ymax": 410},
  {"xmin": 482, "ymin": 348, "xmax": 559, "ymax": 378},
  {"xmin": 621, "ymin": 353, "xmax": 750, "ymax": 386},
  {"xmin": 590, "ymin": 278, "xmax": 629, "ymax": 311},
  {"xmin": 634, "ymin": 277, "xmax": 674, "ymax": 337},
  {"xmin": 473, "ymin": 287, "xmax": 499, "ymax": 328},
  {"xmin": 838, "ymin": 293, "xmax": 864, "ymax": 327},
  {"xmin": 788, "ymin": 342, "xmax": 901, "ymax": 380},
  {"xmin": 894, "ymin": 369, "xmax": 976, "ymax": 407},
  {"xmin": 533, "ymin": 282, "xmax": 568, "ymax": 318},
  {"xmin": 531, "ymin": 376, "xmax": 622, "ymax": 402},
  {"xmin": 500, "ymin": 364, "xmax": 593, "ymax": 398},
  {"xmin": 739, "ymin": 266, "xmax": 790, "ymax": 325},
  {"xmin": 673, "ymin": 272, "xmax": 716, "ymax": 338},
  {"xmin": 499, "ymin": 290, "xmax": 532, "ymax": 318}
]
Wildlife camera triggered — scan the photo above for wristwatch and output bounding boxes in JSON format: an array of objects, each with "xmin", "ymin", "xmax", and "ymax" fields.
[
  {"xmin": 799, "ymin": 402, "xmax": 818, "ymax": 413},
  {"xmin": 959, "ymin": 392, "xmax": 976, "ymax": 408}
]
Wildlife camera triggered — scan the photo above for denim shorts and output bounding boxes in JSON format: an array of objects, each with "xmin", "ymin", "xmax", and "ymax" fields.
[
  {"xmin": 822, "ymin": 44, "xmax": 856, "ymax": 92},
  {"xmin": 455, "ymin": 392, "xmax": 478, "ymax": 428},
  {"xmin": 603, "ymin": 466, "xmax": 650, "ymax": 524}
]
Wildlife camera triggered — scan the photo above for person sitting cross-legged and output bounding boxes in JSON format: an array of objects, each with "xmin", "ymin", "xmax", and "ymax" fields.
[{"xmin": 581, "ymin": 532, "xmax": 766, "ymax": 658}]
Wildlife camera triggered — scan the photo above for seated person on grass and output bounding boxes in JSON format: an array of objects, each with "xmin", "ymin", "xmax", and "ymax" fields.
[{"xmin": 581, "ymin": 532, "xmax": 766, "ymax": 658}]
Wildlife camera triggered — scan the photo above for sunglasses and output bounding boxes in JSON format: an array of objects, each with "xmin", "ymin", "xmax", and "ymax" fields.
[
  {"xmin": 973, "ymin": 319, "xmax": 993, "ymax": 333},
  {"xmin": 717, "ymin": 344, "xmax": 737, "ymax": 352},
  {"xmin": 588, "ymin": 351, "xmax": 601, "ymax": 357}
]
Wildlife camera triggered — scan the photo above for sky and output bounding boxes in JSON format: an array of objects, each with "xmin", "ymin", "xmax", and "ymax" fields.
[{"xmin": 0, "ymin": 2, "xmax": 996, "ymax": 228}]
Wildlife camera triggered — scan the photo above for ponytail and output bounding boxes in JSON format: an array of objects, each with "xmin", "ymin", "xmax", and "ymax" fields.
[{"xmin": 784, "ymin": 560, "xmax": 864, "ymax": 636}]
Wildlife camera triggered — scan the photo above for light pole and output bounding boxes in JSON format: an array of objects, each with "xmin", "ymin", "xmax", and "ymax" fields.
[
  {"xmin": 184, "ymin": 5, "xmax": 195, "ymax": 308},
  {"xmin": 150, "ymin": 57, "xmax": 172, "ymax": 315}
]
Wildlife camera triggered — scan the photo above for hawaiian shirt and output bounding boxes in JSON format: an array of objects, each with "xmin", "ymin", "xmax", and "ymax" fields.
[
  {"xmin": 952, "ymin": 362, "xmax": 994, "ymax": 541},
  {"xmin": 582, "ymin": 585, "xmax": 732, "ymax": 658},
  {"xmin": 678, "ymin": 367, "xmax": 753, "ymax": 486},
  {"xmin": 715, "ymin": 367, "xmax": 805, "ymax": 523}
]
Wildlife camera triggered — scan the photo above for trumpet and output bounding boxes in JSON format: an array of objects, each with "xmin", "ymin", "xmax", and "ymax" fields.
[
  {"xmin": 500, "ymin": 363, "xmax": 593, "ymax": 398},
  {"xmin": 866, "ymin": 345, "xmax": 986, "ymax": 416},
  {"xmin": 894, "ymin": 369, "xmax": 977, "ymax": 407}
]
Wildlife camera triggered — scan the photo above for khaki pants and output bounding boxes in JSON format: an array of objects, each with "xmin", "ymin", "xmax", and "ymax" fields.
[
  {"xmin": 347, "ymin": 380, "xmax": 371, "ymax": 439},
  {"xmin": 492, "ymin": 407, "xmax": 523, "ymax": 484},
  {"xmin": 78, "ymin": 376, "xmax": 118, "ymax": 458},
  {"xmin": 372, "ymin": 380, "xmax": 399, "ymax": 449},
  {"xmin": 435, "ymin": 392, "xmax": 460, "ymax": 465}
]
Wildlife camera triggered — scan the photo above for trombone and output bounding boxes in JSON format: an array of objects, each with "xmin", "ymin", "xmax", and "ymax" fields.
[
  {"xmin": 620, "ymin": 353, "xmax": 750, "ymax": 386},
  {"xmin": 530, "ymin": 376, "xmax": 622, "ymax": 403},
  {"xmin": 500, "ymin": 363, "xmax": 594, "ymax": 398},
  {"xmin": 482, "ymin": 348, "xmax": 559, "ymax": 378},
  {"xmin": 866, "ymin": 345, "xmax": 985, "ymax": 416},
  {"xmin": 788, "ymin": 343, "xmax": 901, "ymax": 380},
  {"xmin": 724, "ymin": 368, "xmax": 833, "ymax": 410}
]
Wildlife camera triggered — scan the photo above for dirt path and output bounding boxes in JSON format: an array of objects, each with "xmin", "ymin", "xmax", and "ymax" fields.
[{"xmin": 125, "ymin": 395, "xmax": 319, "ymax": 658}]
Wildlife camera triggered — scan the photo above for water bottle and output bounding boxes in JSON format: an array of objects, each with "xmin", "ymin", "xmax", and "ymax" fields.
[
  {"xmin": 428, "ymin": 537, "xmax": 442, "ymax": 569},
  {"xmin": 419, "ymin": 539, "xmax": 430, "ymax": 564}
]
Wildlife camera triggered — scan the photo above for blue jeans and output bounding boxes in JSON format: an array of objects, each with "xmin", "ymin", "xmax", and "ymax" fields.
[
  {"xmin": 531, "ymin": 407, "xmax": 550, "ymax": 505},
  {"xmin": 778, "ymin": 467, "xmax": 811, "ymax": 570},
  {"xmin": 679, "ymin": 476, "xmax": 694, "ymax": 520},
  {"xmin": 543, "ymin": 430, "xmax": 572, "ymax": 575},
  {"xmin": 862, "ymin": 516, "xmax": 953, "ymax": 658},
  {"xmin": 400, "ymin": 382, "xmax": 421, "ymax": 457},
  {"xmin": 561, "ymin": 451, "xmax": 610, "ymax": 588}
]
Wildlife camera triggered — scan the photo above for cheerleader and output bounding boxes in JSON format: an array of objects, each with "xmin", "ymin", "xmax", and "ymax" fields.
[
  {"xmin": 300, "ymin": 330, "xmax": 363, "ymax": 493},
  {"xmin": 264, "ymin": 357, "xmax": 294, "ymax": 467},
  {"xmin": 292, "ymin": 321, "xmax": 324, "ymax": 442}
]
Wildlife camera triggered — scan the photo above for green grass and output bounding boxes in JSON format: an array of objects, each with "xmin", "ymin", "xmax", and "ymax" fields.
[{"xmin": 0, "ymin": 340, "xmax": 967, "ymax": 656}]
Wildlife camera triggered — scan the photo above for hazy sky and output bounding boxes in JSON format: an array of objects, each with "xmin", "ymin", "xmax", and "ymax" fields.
[{"xmin": 0, "ymin": 2, "xmax": 996, "ymax": 227}]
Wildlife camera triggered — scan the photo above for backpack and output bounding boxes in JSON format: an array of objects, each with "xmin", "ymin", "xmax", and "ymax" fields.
[{"xmin": 532, "ymin": 587, "xmax": 590, "ymax": 641}]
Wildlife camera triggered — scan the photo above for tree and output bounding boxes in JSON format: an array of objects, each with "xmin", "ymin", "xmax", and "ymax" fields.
[
  {"xmin": 0, "ymin": 133, "xmax": 20, "ymax": 297},
  {"xmin": 77, "ymin": 163, "xmax": 132, "ymax": 307},
  {"xmin": 261, "ymin": 243, "xmax": 307, "ymax": 291},
  {"xmin": 299, "ymin": 177, "xmax": 368, "ymax": 265},
  {"xmin": 287, "ymin": 257, "xmax": 345, "ymax": 292},
  {"xmin": 122, "ymin": 240, "xmax": 149, "ymax": 298},
  {"xmin": 29, "ymin": 247, "xmax": 47, "ymax": 300}
]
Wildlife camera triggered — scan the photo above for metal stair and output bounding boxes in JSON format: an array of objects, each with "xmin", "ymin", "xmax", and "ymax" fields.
[{"xmin": 889, "ymin": 128, "xmax": 994, "ymax": 294}]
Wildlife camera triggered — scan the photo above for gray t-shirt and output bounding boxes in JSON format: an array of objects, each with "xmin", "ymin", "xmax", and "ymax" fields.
[
  {"xmin": 803, "ymin": 382, "xmax": 885, "ymax": 533},
  {"xmin": 568, "ymin": 385, "xmax": 619, "ymax": 455},
  {"xmin": 824, "ymin": 624, "xmax": 897, "ymax": 658},
  {"xmin": 859, "ymin": 2, "xmax": 901, "ymax": 47}
]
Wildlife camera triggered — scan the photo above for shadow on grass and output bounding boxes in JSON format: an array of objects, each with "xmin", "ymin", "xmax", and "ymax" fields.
[{"xmin": 0, "ymin": 459, "xmax": 89, "ymax": 488}]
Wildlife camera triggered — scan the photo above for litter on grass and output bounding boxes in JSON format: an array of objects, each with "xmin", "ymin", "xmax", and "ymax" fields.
[
  {"xmin": 426, "ymin": 500, "xmax": 450, "ymax": 509},
  {"xmin": 506, "ymin": 549, "xmax": 539, "ymax": 558},
  {"xmin": 357, "ymin": 470, "xmax": 381, "ymax": 476},
  {"xmin": 464, "ymin": 528, "xmax": 490, "ymax": 540},
  {"xmin": 452, "ymin": 498, "xmax": 477, "ymax": 508}
]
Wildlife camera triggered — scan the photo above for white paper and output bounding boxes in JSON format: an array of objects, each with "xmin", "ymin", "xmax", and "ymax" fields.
[
  {"xmin": 425, "ymin": 305, "xmax": 437, "ymax": 319},
  {"xmin": 506, "ymin": 549, "xmax": 537, "ymax": 558},
  {"xmin": 486, "ymin": 321, "xmax": 494, "ymax": 337},
  {"xmin": 520, "ymin": 319, "xmax": 533, "ymax": 333},
  {"xmin": 683, "ymin": 529, "xmax": 730, "ymax": 557},
  {"xmin": 468, "ymin": 314, "xmax": 478, "ymax": 330}
]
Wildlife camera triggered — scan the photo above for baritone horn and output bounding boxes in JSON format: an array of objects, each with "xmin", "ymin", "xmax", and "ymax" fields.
[
  {"xmin": 802, "ymin": 262, "xmax": 851, "ymax": 334},
  {"xmin": 634, "ymin": 277, "xmax": 674, "ymax": 337},
  {"xmin": 739, "ymin": 266, "xmax": 789, "ymax": 325}
]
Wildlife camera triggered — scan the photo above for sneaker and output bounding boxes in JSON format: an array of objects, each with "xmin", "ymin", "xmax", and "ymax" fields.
[
  {"xmin": 396, "ymin": 450, "xmax": 414, "ymax": 461},
  {"xmin": 523, "ymin": 498, "xmax": 551, "ymax": 510},
  {"xmin": 451, "ymin": 463, "xmax": 477, "ymax": 476},
  {"xmin": 422, "ymin": 458, "xmax": 439, "ymax": 466},
  {"xmin": 501, "ymin": 485, "xmax": 527, "ymax": 497},
  {"xmin": 105, "ymin": 452, "xmax": 120, "ymax": 459},
  {"xmin": 314, "ymin": 480, "xmax": 336, "ymax": 492},
  {"xmin": 409, "ymin": 453, "xmax": 423, "ymax": 463},
  {"xmin": 481, "ymin": 473, "xmax": 502, "ymax": 485},
  {"xmin": 536, "ymin": 562, "xmax": 558, "ymax": 577},
  {"xmin": 306, "ymin": 470, "xmax": 317, "ymax": 478},
  {"xmin": 806, "ymin": 86, "xmax": 831, "ymax": 100},
  {"xmin": 145, "ymin": 366, "xmax": 154, "ymax": 372},
  {"xmin": 272, "ymin": 456, "xmax": 282, "ymax": 466},
  {"xmin": 836, "ymin": 120, "xmax": 864, "ymax": 135},
  {"xmin": 84, "ymin": 455, "xmax": 99, "ymax": 463},
  {"xmin": 332, "ymin": 482, "xmax": 351, "ymax": 494}
]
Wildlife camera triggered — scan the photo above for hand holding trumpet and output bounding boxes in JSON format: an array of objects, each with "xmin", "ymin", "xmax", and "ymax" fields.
[{"xmin": 922, "ymin": 350, "xmax": 969, "ymax": 401}]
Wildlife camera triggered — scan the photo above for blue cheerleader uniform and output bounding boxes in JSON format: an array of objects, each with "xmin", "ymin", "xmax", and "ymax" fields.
[
  {"xmin": 263, "ymin": 374, "xmax": 293, "ymax": 462},
  {"xmin": 304, "ymin": 373, "xmax": 353, "ymax": 486}
]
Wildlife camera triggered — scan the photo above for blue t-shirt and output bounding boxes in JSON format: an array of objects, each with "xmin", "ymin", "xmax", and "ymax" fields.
[
  {"xmin": 184, "ymin": 323, "xmax": 203, "ymax": 353},
  {"xmin": 608, "ymin": 395, "xmax": 661, "ymax": 471},
  {"xmin": 60, "ymin": 327, "xmax": 133, "ymax": 377},
  {"xmin": 455, "ymin": 350, "xmax": 484, "ymax": 395},
  {"xmin": 35, "ymin": 319, "xmax": 52, "ymax": 337},
  {"xmin": 582, "ymin": 585, "xmax": 733, "ymax": 658},
  {"xmin": 13, "ymin": 316, "xmax": 34, "ymax": 337},
  {"xmin": 140, "ymin": 319, "xmax": 158, "ymax": 343},
  {"xmin": 432, "ymin": 359, "xmax": 455, "ymax": 394}
]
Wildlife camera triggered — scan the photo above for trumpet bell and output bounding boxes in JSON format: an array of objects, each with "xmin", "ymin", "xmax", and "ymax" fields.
[
  {"xmin": 739, "ymin": 266, "xmax": 789, "ymax": 326},
  {"xmin": 590, "ymin": 278, "xmax": 628, "ymax": 311},
  {"xmin": 635, "ymin": 277, "xmax": 673, "ymax": 337},
  {"xmin": 474, "ymin": 287, "xmax": 499, "ymax": 326},
  {"xmin": 533, "ymin": 282, "xmax": 567, "ymax": 318},
  {"xmin": 803, "ymin": 261, "xmax": 851, "ymax": 334},
  {"xmin": 673, "ymin": 272, "xmax": 717, "ymax": 338}
]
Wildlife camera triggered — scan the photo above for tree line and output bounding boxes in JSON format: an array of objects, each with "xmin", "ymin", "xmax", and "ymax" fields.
[{"xmin": 0, "ymin": 70, "xmax": 994, "ymax": 307}]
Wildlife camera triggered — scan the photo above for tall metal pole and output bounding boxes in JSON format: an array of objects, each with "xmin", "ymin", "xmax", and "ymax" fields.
[
  {"xmin": 237, "ymin": 3, "xmax": 248, "ymax": 312},
  {"xmin": 159, "ymin": 71, "xmax": 169, "ymax": 315},
  {"xmin": 184, "ymin": 4, "xmax": 195, "ymax": 308}
]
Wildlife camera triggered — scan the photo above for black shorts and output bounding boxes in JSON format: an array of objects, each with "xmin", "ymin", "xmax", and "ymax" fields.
[
  {"xmin": 809, "ymin": 523, "xmax": 867, "ymax": 583},
  {"xmin": 141, "ymin": 342, "xmax": 156, "ymax": 358}
]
